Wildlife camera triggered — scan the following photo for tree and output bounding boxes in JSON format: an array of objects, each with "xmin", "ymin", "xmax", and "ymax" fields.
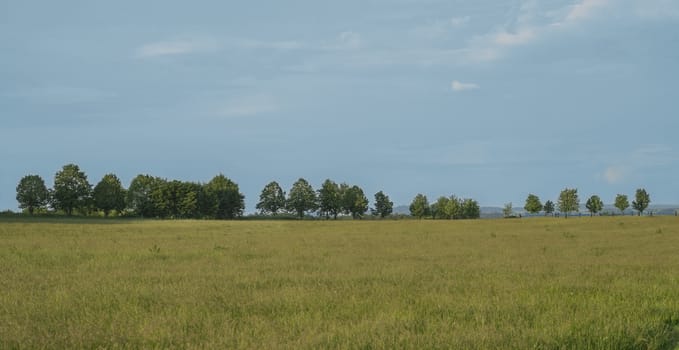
[
  {"xmin": 558, "ymin": 188, "xmax": 579, "ymax": 218},
  {"xmin": 16, "ymin": 175, "xmax": 49, "ymax": 215},
  {"xmin": 92, "ymin": 174, "xmax": 126, "ymax": 217},
  {"xmin": 614, "ymin": 194, "xmax": 629, "ymax": 216},
  {"xmin": 461, "ymin": 198, "xmax": 481, "ymax": 219},
  {"xmin": 445, "ymin": 195, "xmax": 463, "ymax": 219},
  {"xmin": 632, "ymin": 188, "xmax": 651, "ymax": 216},
  {"xmin": 52, "ymin": 164, "xmax": 92, "ymax": 216},
  {"xmin": 256, "ymin": 181, "xmax": 286, "ymax": 216},
  {"xmin": 344, "ymin": 185, "xmax": 369, "ymax": 219},
  {"xmin": 543, "ymin": 200, "xmax": 555, "ymax": 216},
  {"xmin": 503, "ymin": 203, "xmax": 514, "ymax": 218},
  {"xmin": 287, "ymin": 178, "xmax": 317, "ymax": 219},
  {"xmin": 432, "ymin": 196, "xmax": 450, "ymax": 219},
  {"xmin": 372, "ymin": 191, "xmax": 393, "ymax": 218},
  {"xmin": 585, "ymin": 195, "xmax": 604, "ymax": 217},
  {"xmin": 409, "ymin": 194, "xmax": 430, "ymax": 219},
  {"xmin": 524, "ymin": 194, "xmax": 543, "ymax": 215},
  {"xmin": 127, "ymin": 174, "xmax": 165, "ymax": 218},
  {"xmin": 317, "ymin": 179, "xmax": 341, "ymax": 219},
  {"xmin": 205, "ymin": 174, "xmax": 245, "ymax": 219}
]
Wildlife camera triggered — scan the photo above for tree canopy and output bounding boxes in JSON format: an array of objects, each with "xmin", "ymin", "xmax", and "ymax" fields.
[
  {"xmin": 93, "ymin": 174, "xmax": 126, "ymax": 217},
  {"xmin": 16, "ymin": 175, "xmax": 49, "ymax": 215},
  {"xmin": 632, "ymin": 188, "xmax": 650, "ymax": 216},
  {"xmin": 585, "ymin": 195, "xmax": 604, "ymax": 217},
  {"xmin": 558, "ymin": 188, "xmax": 579, "ymax": 218},
  {"xmin": 52, "ymin": 164, "xmax": 92, "ymax": 216},
  {"xmin": 256, "ymin": 181, "xmax": 286, "ymax": 215},
  {"xmin": 524, "ymin": 194, "xmax": 543, "ymax": 215},
  {"xmin": 287, "ymin": 178, "xmax": 317, "ymax": 219},
  {"xmin": 614, "ymin": 194, "xmax": 629, "ymax": 216}
]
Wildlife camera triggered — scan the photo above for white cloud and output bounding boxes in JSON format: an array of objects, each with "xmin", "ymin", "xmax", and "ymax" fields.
[
  {"xmin": 493, "ymin": 28, "xmax": 537, "ymax": 46},
  {"xmin": 219, "ymin": 94, "xmax": 279, "ymax": 117},
  {"xmin": 603, "ymin": 166, "xmax": 626, "ymax": 184},
  {"xmin": 451, "ymin": 80, "xmax": 479, "ymax": 92},
  {"xmin": 323, "ymin": 31, "xmax": 363, "ymax": 50},
  {"xmin": 136, "ymin": 37, "xmax": 218, "ymax": 58},
  {"xmin": 565, "ymin": 0, "xmax": 609, "ymax": 22},
  {"xmin": 601, "ymin": 145, "xmax": 677, "ymax": 184}
]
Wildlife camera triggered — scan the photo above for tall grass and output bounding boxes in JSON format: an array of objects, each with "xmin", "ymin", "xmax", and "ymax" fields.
[{"xmin": 1, "ymin": 217, "xmax": 678, "ymax": 349}]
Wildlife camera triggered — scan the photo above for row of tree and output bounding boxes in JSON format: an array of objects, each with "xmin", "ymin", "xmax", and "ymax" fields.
[
  {"xmin": 255, "ymin": 179, "xmax": 394, "ymax": 219},
  {"xmin": 519, "ymin": 188, "xmax": 651, "ymax": 218},
  {"xmin": 16, "ymin": 164, "xmax": 245, "ymax": 219},
  {"xmin": 408, "ymin": 194, "xmax": 481, "ymax": 220},
  {"xmin": 15, "ymin": 164, "xmax": 398, "ymax": 220}
]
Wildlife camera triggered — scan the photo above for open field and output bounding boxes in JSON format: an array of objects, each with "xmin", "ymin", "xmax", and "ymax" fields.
[{"xmin": 1, "ymin": 217, "xmax": 679, "ymax": 349}]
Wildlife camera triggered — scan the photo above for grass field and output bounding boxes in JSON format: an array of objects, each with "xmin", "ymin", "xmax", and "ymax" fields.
[{"xmin": 1, "ymin": 217, "xmax": 679, "ymax": 349}]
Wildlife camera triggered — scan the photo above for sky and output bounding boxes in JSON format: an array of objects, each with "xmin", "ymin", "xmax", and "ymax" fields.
[{"xmin": 1, "ymin": 0, "xmax": 678, "ymax": 212}]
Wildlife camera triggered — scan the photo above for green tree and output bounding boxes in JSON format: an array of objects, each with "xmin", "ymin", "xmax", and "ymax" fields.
[
  {"xmin": 256, "ymin": 181, "xmax": 286, "ymax": 216},
  {"xmin": 445, "ymin": 195, "xmax": 463, "ymax": 219},
  {"xmin": 409, "ymin": 194, "xmax": 430, "ymax": 219},
  {"xmin": 205, "ymin": 174, "xmax": 245, "ymax": 219},
  {"xmin": 558, "ymin": 188, "xmax": 579, "ymax": 218},
  {"xmin": 371, "ymin": 191, "xmax": 393, "ymax": 218},
  {"xmin": 92, "ymin": 173, "xmax": 126, "ymax": 217},
  {"xmin": 632, "ymin": 188, "xmax": 651, "ymax": 216},
  {"xmin": 16, "ymin": 175, "xmax": 50, "ymax": 215},
  {"xmin": 317, "ymin": 179, "xmax": 341, "ymax": 219},
  {"xmin": 585, "ymin": 195, "xmax": 604, "ymax": 217},
  {"xmin": 461, "ymin": 198, "xmax": 481, "ymax": 219},
  {"xmin": 432, "ymin": 196, "xmax": 450, "ymax": 219},
  {"xmin": 614, "ymin": 194, "xmax": 629, "ymax": 216},
  {"xmin": 52, "ymin": 164, "xmax": 92, "ymax": 216},
  {"xmin": 543, "ymin": 200, "xmax": 555, "ymax": 216},
  {"xmin": 287, "ymin": 178, "xmax": 317, "ymax": 219},
  {"xmin": 503, "ymin": 202, "xmax": 514, "ymax": 218},
  {"xmin": 127, "ymin": 174, "xmax": 165, "ymax": 218},
  {"xmin": 342, "ymin": 185, "xmax": 369, "ymax": 219},
  {"xmin": 524, "ymin": 194, "xmax": 543, "ymax": 215}
]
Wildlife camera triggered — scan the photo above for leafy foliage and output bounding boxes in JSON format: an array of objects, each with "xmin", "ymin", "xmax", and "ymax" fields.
[
  {"xmin": 543, "ymin": 200, "xmax": 555, "ymax": 216},
  {"xmin": 127, "ymin": 174, "xmax": 165, "ymax": 218},
  {"xmin": 614, "ymin": 194, "xmax": 629, "ymax": 215},
  {"xmin": 524, "ymin": 194, "xmax": 543, "ymax": 215},
  {"xmin": 93, "ymin": 174, "xmax": 126, "ymax": 216},
  {"xmin": 585, "ymin": 195, "xmax": 604, "ymax": 216},
  {"xmin": 52, "ymin": 164, "xmax": 92, "ymax": 216},
  {"xmin": 287, "ymin": 178, "xmax": 317, "ymax": 219},
  {"xmin": 372, "ymin": 191, "xmax": 393, "ymax": 218},
  {"xmin": 256, "ymin": 181, "xmax": 286, "ymax": 215},
  {"xmin": 558, "ymin": 188, "xmax": 579, "ymax": 218},
  {"xmin": 317, "ymin": 179, "xmax": 341, "ymax": 219},
  {"xmin": 205, "ymin": 174, "xmax": 245, "ymax": 219},
  {"xmin": 16, "ymin": 175, "xmax": 49, "ymax": 215},
  {"xmin": 409, "ymin": 194, "xmax": 430, "ymax": 219},
  {"xmin": 632, "ymin": 188, "xmax": 651, "ymax": 216},
  {"xmin": 342, "ymin": 185, "xmax": 369, "ymax": 219}
]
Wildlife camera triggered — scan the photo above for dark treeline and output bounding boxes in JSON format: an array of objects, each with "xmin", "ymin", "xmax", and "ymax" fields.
[
  {"xmin": 14, "ymin": 164, "xmax": 430, "ymax": 220},
  {"xmin": 15, "ymin": 164, "xmax": 244, "ymax": 219}
]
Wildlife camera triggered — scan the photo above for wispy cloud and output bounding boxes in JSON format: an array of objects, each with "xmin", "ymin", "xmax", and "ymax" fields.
[
  {"xmin": 451, "ymin": 80, "xmax": 479, "ymax": 92},
  {"xmin": 602, "ymin": 144, "xmax": 677, "ymax": 184},
  {"xmin": 323, "ymin": 31, "xmax": 363, "ymax": 50},
  {"xmin": 564, "ymin": 0, "xmax": 609, "ymax": 22},
  {"xmin": 136, "ymin": 37, "xmax": 218, "ymax": 58},
  {"xmin": 603, "ymin": 166, "xmax": 626, "ymax": 184},
  {"xmin": 411, "ymin": 16, "xmax": 470, "ymax": 39},
  {"xmin": 237, "ymin": 39, "xmax": 304, "ymax": 50}
]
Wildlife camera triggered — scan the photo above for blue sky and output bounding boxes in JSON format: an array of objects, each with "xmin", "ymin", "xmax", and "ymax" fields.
[{"xmin": 2, "ymin": 0, "xmax": 678, "ymax": 211}]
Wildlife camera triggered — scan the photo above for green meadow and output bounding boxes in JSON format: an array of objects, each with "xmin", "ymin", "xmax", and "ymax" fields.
[{"xmin": 1, "ymin": 217, "xmax": 679, "ymax": 349}]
